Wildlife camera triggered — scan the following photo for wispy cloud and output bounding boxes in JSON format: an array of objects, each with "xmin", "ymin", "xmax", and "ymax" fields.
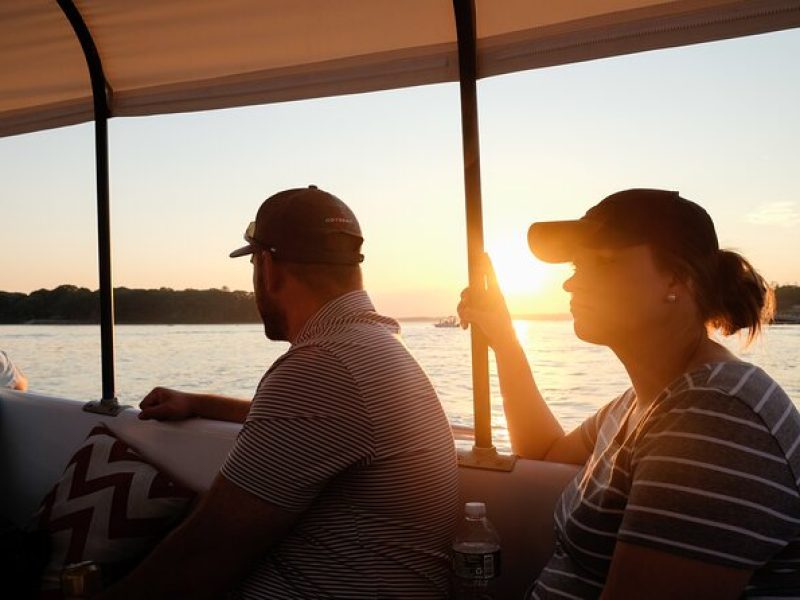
[{"xmin": 745, "ymin": 202, "xmax": 800, "ymax": 227}]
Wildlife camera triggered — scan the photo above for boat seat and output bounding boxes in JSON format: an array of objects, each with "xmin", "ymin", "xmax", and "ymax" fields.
[{"xmin": 0, "ymin": 390, "xmax": 578, "ymax": 597}]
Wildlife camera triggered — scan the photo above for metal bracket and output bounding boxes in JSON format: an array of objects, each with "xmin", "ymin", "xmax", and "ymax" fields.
[
  {"xmin": 83, "ymin": 398, "xmax": 129, "ymax": 416},
  {"xmin": 458, "ymin": 446, "xmax": 517, "ymax": 472}
]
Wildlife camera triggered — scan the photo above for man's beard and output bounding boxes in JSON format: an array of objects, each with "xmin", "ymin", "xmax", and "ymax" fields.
[
  {"xmin": 258, "ymin": 293, "xmax": 288, "ymax": 341},
  {"xmin": 253, "ymin": 258, "xmax": 289, "ymax": 341}
]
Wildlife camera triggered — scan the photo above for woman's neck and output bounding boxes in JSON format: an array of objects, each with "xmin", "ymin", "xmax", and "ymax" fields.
[{"xmin": 613, "ymin": 325, "xmax": 736, "ymax": 412}]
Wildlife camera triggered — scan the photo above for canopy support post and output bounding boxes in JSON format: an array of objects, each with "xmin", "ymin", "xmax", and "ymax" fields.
[
  {"xmin": 57, "ymin": 0, "xmax": 125, "ymax": 415},
  {"xmin": 453, "ymin": 0, "xmax": 515, "ymax": 471}
]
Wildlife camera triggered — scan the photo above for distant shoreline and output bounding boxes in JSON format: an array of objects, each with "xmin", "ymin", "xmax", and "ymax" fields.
[{"xmin": 3, "ymin": 284, "xmax": 799, "ymax": 326}]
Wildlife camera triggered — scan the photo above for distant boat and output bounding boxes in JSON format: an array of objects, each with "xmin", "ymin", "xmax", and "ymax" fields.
[{"xmin": 434, "ymin": 316, "xmax": 459, "ymax": 328}]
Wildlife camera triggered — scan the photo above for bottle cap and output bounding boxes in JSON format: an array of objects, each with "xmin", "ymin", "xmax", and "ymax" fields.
[
  {"xmin": 61, "ymin": 561, "xmax": 102, "ymax": 598},
  {"xmin": 464, "ymin": 501, "xmax": 486, "ymax": 518}
]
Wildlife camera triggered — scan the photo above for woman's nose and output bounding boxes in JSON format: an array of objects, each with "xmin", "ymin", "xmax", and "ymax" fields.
[{"xmin": 563, "ymin": 272, "xmax": 576, "ymax": 293}]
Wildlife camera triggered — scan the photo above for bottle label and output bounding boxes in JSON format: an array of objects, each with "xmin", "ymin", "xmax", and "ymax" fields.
[{"xmin": 453, "ymin": 550, "xmax": 501, "ymax": 579}]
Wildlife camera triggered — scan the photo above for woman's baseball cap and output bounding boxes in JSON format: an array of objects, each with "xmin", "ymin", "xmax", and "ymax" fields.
[
  {"xmin": 527, "ymin": 189, "xmax": 719, "ymax": 263},
  {"xmin": 230, "ymin": 185, "xmax": 364, "ymax": 264}
]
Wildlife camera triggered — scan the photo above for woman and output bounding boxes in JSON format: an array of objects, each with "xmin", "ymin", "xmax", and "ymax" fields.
[{"xmin": 458, "ymin": 189, "xmax": 800, "ymax": 599}]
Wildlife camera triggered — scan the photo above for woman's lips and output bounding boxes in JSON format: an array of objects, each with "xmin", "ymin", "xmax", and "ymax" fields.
[{"xmin": 570, "ymin": 300, "xmax": 592, "ymax": 313}]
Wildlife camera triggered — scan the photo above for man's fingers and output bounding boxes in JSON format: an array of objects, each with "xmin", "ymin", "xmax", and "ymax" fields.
[
  {"xmin": 139, "ymin": 406, "xmax": 158, "ymax": 420},
  {"xmin": 139, "ymin": 387, "xmax": 172, "ymax": 419},
  {"xmin": 140, "ymin": 387, "xmax": 165, "ymax": 408},
  {"xmin": 139, "ymin": 403, "xmax": 173, "ymax": 421}
]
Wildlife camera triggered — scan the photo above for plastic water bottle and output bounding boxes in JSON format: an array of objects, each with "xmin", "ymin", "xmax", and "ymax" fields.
[{"xmin": 452, "ymin": 501, "xmax": 501, "ymax": 599}]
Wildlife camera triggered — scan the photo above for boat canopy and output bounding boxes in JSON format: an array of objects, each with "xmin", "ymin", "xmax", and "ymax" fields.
[
  {"xmin": 3, "ymin": 0, "xmax": 799, "ymax": 138},
  {"xmin": 2, "ymin": 0, "xmax": 799, "ymax": 448}
]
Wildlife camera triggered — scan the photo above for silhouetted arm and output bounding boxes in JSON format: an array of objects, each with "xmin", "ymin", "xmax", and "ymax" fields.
[
  {"xmin": 98, "ymin": 473, "xmax": 298, "ymax": 600},
  {"xmin": 139, "ymin": 387, "xmax": 251, "ymax": 423}
]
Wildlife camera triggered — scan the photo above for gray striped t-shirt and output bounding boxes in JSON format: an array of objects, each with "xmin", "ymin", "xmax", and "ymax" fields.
[
  {"xmin": 531, "ymin": 361, "xmax": 800, "ymax": 599},
  {"xmin": 221, "ymin": 290, "xmax": 459, "ymax": 599}
]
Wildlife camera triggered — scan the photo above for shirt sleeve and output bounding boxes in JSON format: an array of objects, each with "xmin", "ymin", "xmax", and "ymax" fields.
[
  {"xmin": 0, "ymin": 351, "xmax": 19, "ymax": 388},
  {"xmin": 619, "ymin": 389, "xmax": 800, "ymax": 569},
  {"xmin": 579, "ymin": 390, "xmax": 630, "ymax": 451},
  {"xmin": 220, "ymin": 345, "xmax": 373, "ymax": 512}
]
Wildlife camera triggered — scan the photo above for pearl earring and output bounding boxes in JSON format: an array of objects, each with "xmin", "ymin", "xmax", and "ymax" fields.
[{"xmin": 666, "ymin": 293, "xmax": 677, "ymax": 303}]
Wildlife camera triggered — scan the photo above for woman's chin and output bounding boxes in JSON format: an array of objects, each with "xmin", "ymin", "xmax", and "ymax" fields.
[{"xmin": 571, "ymin": 317, "xmax": 611, "ymax": 346}]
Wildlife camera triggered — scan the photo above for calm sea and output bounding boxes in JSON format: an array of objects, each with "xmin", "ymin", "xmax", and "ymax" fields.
[{"xmin": 2, "ymin": 321, "xmax": 798, "ymax": 453}]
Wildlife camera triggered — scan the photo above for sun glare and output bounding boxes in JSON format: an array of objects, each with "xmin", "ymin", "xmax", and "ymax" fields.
[
  {"xmin": 484, "ymin": 239, "xmax": 571, "ymax": 316},
  {"xmin": 486, "ymin": 240, "xmax": 547, "ymax": 296}
]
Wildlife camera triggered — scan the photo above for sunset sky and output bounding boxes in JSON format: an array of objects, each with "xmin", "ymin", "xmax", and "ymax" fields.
[{"xmin": 2, "ymin": 29, "xmax": 799, "ymax": 318}]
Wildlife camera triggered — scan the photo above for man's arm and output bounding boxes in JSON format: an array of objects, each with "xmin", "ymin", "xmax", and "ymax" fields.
[
  {"xmin": 98, "ymin": 473, "xmax": 298, "ymax": 600},
  {"xmin": 139, "ymin": 387, "xmax": 251, "ymax": 423}
]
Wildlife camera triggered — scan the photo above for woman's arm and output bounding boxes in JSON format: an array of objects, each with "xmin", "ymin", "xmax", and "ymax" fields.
[
  {"xmin": 459, "ymin": 255, "xmax": 589, "ymax": 463},
  {"xmin": 493, "ymin": 335, "xmax": 591, "ymax": 462},
  {"xmin": 601, "ymin": 542, "xmax": 752, "ymax": 600}
]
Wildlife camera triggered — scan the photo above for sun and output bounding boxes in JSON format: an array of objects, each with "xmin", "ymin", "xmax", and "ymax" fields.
[
  {"xmin": 485, "ymin": 239, "xmax": 547, "ymax": 296},
  {"xmin": 484, "ymin": 238, "xmax": 570, "ymax": 316}
]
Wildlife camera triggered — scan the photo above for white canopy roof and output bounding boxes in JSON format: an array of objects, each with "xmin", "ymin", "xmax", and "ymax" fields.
[{"xmin": 2, "ymin": 0, "xmax": 799, "ymax": 137}]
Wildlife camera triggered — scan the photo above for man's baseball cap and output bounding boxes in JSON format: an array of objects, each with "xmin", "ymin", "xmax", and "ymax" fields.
[
  {"xmin": 527, "ymin": 189, "xmax": 719, "ymax": 263},
  {"xmin": 230, "ymin": 185, "xmax": 364, "ymax": 264}
]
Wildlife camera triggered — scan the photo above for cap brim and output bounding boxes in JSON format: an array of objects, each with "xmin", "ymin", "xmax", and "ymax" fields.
[
  {"xmin": 229, "ymin": 244, "xmax": 255, "ymax": 258},
  {"xmin": 527, "ymin": 220, "xmax": 593, "ymax": 263}
]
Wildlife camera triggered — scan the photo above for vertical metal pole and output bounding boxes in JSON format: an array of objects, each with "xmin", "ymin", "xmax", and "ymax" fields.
[
  {"xmin": 57, "ymin": 1, "xmax": 121, "ymax": 410},
  {"xmin": 453, "ymin": 0, "xmax": 493, "ymax": 450},
  {"xmin": 95, "ymin": 102, "xmax": 116, "ymax": 403}
]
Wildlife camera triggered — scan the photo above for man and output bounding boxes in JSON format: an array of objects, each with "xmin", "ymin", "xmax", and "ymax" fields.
[
  {"xmin": 102, "ymin": 186, "xmax": 459, "ymax": 599},
  {"xmin": 0, "ymin": 350, "xmax": 27, "ymax": 390}
]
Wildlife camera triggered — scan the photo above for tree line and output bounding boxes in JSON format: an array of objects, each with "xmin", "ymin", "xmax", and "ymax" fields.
[
  {"xmin": 0, "ymin": 284, "xmax": 798, "ymax": 324},
  {"xmin": 0, "ymin": 285, "xmax": 260, "ymax": 324}
]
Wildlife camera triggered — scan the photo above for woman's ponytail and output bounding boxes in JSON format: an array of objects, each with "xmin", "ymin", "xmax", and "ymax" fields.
[
  {"xmin": 654, "ymin": 247, "xmax": 774, "ymax": 343},
  {"xmin": 706, "ymin": 250, "xmax": 774, "ymax": 341}
]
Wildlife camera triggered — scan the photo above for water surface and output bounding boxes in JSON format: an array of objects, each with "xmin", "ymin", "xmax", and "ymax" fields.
[{"xmin": 2, "ymin": 321, "xmax": 797, "ymax": 453}]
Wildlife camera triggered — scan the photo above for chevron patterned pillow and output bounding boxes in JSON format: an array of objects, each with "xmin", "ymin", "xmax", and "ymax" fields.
[{"xmin": 35, "ymin": 424, "xmax": 195, "ymax": 593}]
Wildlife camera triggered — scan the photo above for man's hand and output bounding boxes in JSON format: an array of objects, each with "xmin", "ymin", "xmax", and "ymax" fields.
[
  {"xmin": 457, "ymin": 254, "xmax": 518, "ymax": 352},
  {"xmin": 139, "ymin": 387, "xmax": 195, "ymax": 421}
]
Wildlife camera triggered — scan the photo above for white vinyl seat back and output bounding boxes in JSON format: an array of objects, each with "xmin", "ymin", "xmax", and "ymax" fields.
[
  {"xmin": 0, "ymin": 390, "xmax": 578, "ymax": 597},
  {"xmin": 0, "ymin": 390, "xmax": 240, "ymax": 526}
]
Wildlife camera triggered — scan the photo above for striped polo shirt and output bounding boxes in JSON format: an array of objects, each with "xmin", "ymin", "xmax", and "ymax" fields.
[
  {"xmin": 531, "ymin": 361, "xmax": 800, "ymax": 599},
  {"xmin": 220, "ymin": 290, "xmax": 459, "ymax": 599}
]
